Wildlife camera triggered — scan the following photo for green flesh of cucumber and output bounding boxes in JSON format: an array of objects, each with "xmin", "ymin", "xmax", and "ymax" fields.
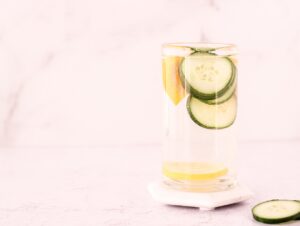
[
  {"xmin": 180, "ymin": 52, "xmax": 235, "ymax": 100},
  {"xmin": 205, "ymin": 73, "xmax": 236, "ymax": 105},
  {"xmin": 187, "ymin": 95, "xmax": 237, "ymax": 129},
  {"xmin": 252, "ymin": 200, "xmax": 300, "ymax": 224}
]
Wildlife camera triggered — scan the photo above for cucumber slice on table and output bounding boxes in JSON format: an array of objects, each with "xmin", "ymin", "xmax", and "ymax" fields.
[
  {"xmin": 296, "ymin": 201, "xmax": 300, "ymax": 220},
  {"xmin": 180, "ymin": 52, "xmax": 235, "ymax": 100},
  {"xmin": 187, "ymin": 95, "xmax": 237, "ymax": 129},
  {"xmin": 252, "ymin": 200, "xmax": 300, "ymax": 224}
]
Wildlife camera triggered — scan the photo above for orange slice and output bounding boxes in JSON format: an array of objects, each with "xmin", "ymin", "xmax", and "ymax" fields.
[{"xmin": 162, "ymin": 56, "xmax": 186, "ymax": 105}]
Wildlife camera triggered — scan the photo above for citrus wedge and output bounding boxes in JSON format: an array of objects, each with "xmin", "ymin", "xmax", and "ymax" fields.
[{"xmin": 162, "ymin": 56, "xmax": 185, "ymax": 105}]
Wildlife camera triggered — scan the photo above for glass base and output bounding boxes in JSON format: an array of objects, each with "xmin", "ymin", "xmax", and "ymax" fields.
[{"xmin": 163, "ymin": 176, "xmax": 237, "ymax": 193}]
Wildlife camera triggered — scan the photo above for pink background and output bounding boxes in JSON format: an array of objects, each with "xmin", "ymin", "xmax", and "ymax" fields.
[
  {"xmin": 1, "ymin": 0, "xmax": 300, "ymax": 147},
  {"xmin": 0, "ymin": 1, "xmax": 299, "ymax": 225}
]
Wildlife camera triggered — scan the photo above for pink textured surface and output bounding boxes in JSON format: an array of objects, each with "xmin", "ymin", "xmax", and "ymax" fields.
[{"xmin": 0, "ymin": 140, "xmax": 299, "ymax": 225}]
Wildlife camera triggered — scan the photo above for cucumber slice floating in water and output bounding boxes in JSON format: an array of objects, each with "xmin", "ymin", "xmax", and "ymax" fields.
[
  {"xmin": 252, "ymin": 200, "xmax": 300, "ymax": 224},
  {"xmin": 181, "ymin": 52, "xmax": 235, "ymax": 100},
  {"xmin": 187, "ymin": 95, "xmax": 237, "ymax": 129},
  {"xmin": 205, "ymin": 73, "xmax": 236, "ymax": 105}
]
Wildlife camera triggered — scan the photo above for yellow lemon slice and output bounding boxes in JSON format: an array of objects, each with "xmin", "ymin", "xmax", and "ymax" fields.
[{"xmin": 163, "ymin": 162, "xmax": 228, "ymax": 181}]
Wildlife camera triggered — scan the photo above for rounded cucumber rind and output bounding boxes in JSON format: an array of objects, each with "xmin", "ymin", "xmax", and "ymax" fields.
[
  {"xmin": 252, "ymin": 199, "xmax": 300, "ymax": 224},
  {"xmin": 180, "ymin": 52, "xmax": 236, "ymax": 100},
  {"xmin": 204, "ymin": 72, "xmax": 236, "ymax": 105},
  {"xmin": 296, "ymin": 200, "xmax": 300, "ymax": 220},
  {"xmin": 186, "ymin": 95, "xmax": 237, "ymax": 129},
  {"xmin": 252, "ymin": 214, "xmax": 297, "ymax": 224},
  {"xmin": 190, "ymin": 48, "xmax": 217, "ymax": 55}
]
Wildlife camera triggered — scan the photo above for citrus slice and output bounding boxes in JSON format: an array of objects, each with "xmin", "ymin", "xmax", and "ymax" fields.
[
  {"xmin": 162, "ymin": 56, "xmax": 186, "ymax": 105},
  {"xmin": 163, "ymin": 162, "xmax": 228, "ymax": 181}
]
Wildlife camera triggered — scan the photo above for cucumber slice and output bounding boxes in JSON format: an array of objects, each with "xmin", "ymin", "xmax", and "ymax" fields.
[
  {"xmin": 190, "ymin": 48, "xmax": 216, "ymax": 54},
  {"xmin": 187, "ymin": 95, "xmax": 237, "ymax": 129},
  {"xmin": 205, "ymin": 74, "xmax": 236, "ymax": 105},
  {"xmin": 252, "ymin": 200, "xmax": 300, "ymax": 224},
  {"xmin": 297, "ymin": 201, "xmax": 300, "ymax": 220},
  {"xmin": 181, "ymin": 52, "xmax": 235, "ymax": 100}
]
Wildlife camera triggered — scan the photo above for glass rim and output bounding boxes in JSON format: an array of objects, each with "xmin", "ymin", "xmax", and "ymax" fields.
[
  {"xmin": 162, "ymin": 42, "xmax": 237, "ymax": 56},
  {"xmin": 162, "ymin": 42, "xmax": 237, "ymax": 49}
]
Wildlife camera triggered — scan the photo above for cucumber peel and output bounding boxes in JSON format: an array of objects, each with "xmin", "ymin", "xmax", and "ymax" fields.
[
  {"xmin": 187, "ymin": 95, "xmax": 237, "ymax": 129},
  {"xmin": 204, "ymin": 72, "xmax": 236, "ymax": 105},
  {"xmin": 252, "ymin": 199, "xmax": 300, "ymax": 224},
  {"xmin": 180, "ymin": 52, "xmax": 236, "ymax": 100}
]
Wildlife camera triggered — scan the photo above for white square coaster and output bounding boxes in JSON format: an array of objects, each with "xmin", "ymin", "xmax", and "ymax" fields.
[{"xmin": 148, "ymin": 182, "xmax": 253, "ymax": 210}]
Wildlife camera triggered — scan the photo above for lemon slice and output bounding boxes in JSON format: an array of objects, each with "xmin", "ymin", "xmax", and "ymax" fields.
[{"xmin": 163, "ymin": 162, "xmax": 228, "ymax": 181}]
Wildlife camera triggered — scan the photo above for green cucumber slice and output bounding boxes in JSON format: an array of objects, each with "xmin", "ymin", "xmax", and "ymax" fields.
[
  {"xmin": 297, "ymin": 201, "xmax": 300, "ymax": 220},
  {"xmin": 180, "ymin": 52, "xmax": 235, "ymax": 100},
  {"xmin": 190, "ymin": 48, "xmax": 216, "ymax": 54},
  {"xmin": 187, "ymin": 95, "xmax": 237, "ymax": 129},
  {"xmin": 252, "ymin": 200, "xmax": 300, "ymax": 224},
  {"xmin": 205, "ymin": 73, "xmax": 236, "ymax": 105}
]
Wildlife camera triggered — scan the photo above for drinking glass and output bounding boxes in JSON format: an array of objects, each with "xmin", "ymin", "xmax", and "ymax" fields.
[{"xmin": 162, "ymin": 43, "xmax": 238, "ymax": 192}]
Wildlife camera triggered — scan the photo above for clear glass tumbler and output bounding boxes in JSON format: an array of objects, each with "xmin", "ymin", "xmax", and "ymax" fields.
[{"xmin": 162, "ymin": 43, "xmax": 238, "ymax": 192}]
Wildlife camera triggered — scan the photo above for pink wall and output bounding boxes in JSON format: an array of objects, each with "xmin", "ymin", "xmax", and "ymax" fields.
[{"xmin": 0, "ymin": 0, "xmax": 300, "ymax": 146}]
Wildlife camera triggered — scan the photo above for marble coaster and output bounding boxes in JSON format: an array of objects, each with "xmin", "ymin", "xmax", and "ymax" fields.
[{"xmin": 148, "ymin": 182, "xmax": 253, "ymax": 210}]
